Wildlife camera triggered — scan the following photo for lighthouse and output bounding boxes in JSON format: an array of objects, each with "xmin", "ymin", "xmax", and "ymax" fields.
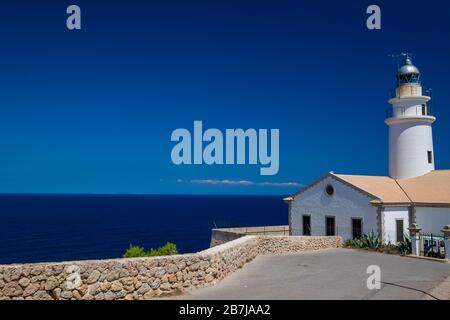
[
  {"xmin": 286, "ymin": 55, "xmax": 450, "ymax": 244},
  {"xmin": 385, "ymin": 56, "xmax": 436, "ymax": 180}
]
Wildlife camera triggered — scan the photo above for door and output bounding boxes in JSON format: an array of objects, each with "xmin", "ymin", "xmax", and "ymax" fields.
[
  {"xmin": 352, "ymin": 218, "xmax": 362, "ymax": 239},
  {"xmin": 396, "ymin": 219, "xmax": 404, "ymax": 243},
  {"xmin": 302, "ymin": 215, "xmax": 311, "ymax": 236},
  {"xmin": 326, "ymin": 216, "xmax": 335, "ymax": 236}
]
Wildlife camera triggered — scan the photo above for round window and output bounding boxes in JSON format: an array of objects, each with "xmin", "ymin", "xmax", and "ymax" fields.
[{"xmin": 325, "ymin": 184, "xmax": 334, "ymax": 196}]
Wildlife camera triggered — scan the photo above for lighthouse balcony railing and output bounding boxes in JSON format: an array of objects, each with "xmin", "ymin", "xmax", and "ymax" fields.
[{"xmin": 386, "ymin": 106, "xmax": 434, "ymax": 119}]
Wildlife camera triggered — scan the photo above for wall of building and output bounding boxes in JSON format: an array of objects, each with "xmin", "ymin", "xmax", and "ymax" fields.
[
  {"xmin": 0, "ymin": 235, "xmax": 342, "ymax": 300},
  {"xmin": 290, "ymin": 176, "xmax": 378, "ymax": 240},
  {"xmin": 415, "ymin": 206, "xmax": 450, "ymax": 234},
  {"xmin": 383, "ymin": 206, "xmax": 409, "ymax": 244}
]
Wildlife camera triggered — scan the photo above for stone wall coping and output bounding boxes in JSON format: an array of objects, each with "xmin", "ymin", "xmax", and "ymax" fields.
[
  {"xmin": 199, "ymin": 235, "xmax": 257, "ymax": 255},
  {"xmin": 212, "ymin": 226, "xmax": 289, "ymax": 233},
  {"xmin": 262, "ymin": 236, "xmax": 342, "ymax": 239},
  {"xmin": 0, "ymin": 235, "xmax": 340, "ymax": 269},
  {"xmin": 0, "ymin": 252, "xmax": 198, "ymax": 269},
  {"xmin": 0, "ymin": 236, "xmax": 260, "ymax": 269}
]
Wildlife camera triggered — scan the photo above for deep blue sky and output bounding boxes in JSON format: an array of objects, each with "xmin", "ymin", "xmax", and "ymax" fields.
[{"xmin": 1, "ymin": 0, "xmax": 449, "ymax": 195}]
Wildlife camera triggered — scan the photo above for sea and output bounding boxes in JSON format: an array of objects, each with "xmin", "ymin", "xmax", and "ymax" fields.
[{"xmin": 0, "ymin": 194, "xmax": 287, "ymax": 265}]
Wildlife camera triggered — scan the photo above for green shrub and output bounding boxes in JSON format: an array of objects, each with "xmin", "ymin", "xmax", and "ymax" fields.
[
  {"xmin": 343, "ymin": 239, "xmax": 353, "ymax": 248},
  {"xmin": 396, "ymin": 234, "xmax": 412, "ymax": 255},
  {"xmin": 346, "ymin": 231, "xmax": 412, "ymax": 256},
  {"xmin": 123, "ymin": 245, "xmax": 147, "ymax": 258},
  {"xmin": 147, "ymin": 242, "xmax": 178, "ymax": 257},
  {"xmin": 123, "ymin": 242, "xmax": 178, "ymax": 258},
  {"xmin": 348, "ymin": 231, "xmax": 383, "ymax": 250}
]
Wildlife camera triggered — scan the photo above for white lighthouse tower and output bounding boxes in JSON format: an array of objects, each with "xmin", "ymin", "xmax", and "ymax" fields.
[{"xmin": 386, "ymin": 55, "xmax": 436, "ymax": 180}]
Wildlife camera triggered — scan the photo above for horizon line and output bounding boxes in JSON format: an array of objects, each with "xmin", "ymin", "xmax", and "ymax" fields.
[{"xmin": 0, "ymin": 192, "xmax": 291, "ymax": 197}]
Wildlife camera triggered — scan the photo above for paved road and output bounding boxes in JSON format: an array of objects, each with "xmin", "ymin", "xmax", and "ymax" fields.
[{"xmin": 179, "ymin": 249, "xmax": 450, "ymax": 300}]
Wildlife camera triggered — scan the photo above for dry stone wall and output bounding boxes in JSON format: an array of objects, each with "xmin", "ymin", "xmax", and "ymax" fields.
[
  {"xmin": 0, "ymin": 236, "xmax": 341, "ymax": 300},
  {"xmin": 260, "ymin": 236, "xmax": 342, "ymax": 255}
]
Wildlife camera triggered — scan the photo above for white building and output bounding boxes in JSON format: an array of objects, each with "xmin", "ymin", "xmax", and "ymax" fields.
[{"xmin": 285, "ymin": 56, "xmax": 450, "ymax": 244}]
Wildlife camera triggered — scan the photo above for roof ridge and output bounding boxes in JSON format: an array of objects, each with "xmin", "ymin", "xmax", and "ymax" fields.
[
  {"xmin": 332, "ymin": 173, "xmax": 412, "ymax": 204},
  {"xmin": 394, "ymin": 179, "xmax": 413, "ymax": 203},
  {"xmin": 334, "ymin": 173, "xmax": 391, "ymax": 178},
  {"xmin": 330, "ymin": 172, "xmax": 380, "ymax": 200}
]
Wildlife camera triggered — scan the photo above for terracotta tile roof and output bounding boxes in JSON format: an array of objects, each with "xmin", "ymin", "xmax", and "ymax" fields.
[
  {"xmin": 332, "ymin": 170, "xmax": 450, "ymax": 205},
  {"xmin": 333, "ymin": 173, "xmax": 411, "ymax": 203},
  {"xmin": 396, "ymin": 170, "xmax": 450, "ymax": 205}
]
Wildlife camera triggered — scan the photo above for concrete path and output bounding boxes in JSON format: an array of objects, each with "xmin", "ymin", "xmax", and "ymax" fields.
[{"xmin": 178, "ymin": 249, "xmax": 450, "ymax": 300}]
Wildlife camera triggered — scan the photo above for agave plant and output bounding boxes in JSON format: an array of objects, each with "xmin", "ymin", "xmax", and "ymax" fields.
[
  {"xmin": 349, "ymin": 231, "xmax": 383, "ymax": 250},
  {"xmin": 363, "ymin": 231, "xmax": 383, "ymax": 250},
  {"xmin": 396, "ymin": 234, "xmax": 412, "ymax": 255}
]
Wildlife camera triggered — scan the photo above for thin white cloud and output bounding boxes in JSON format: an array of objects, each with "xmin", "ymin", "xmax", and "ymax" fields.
[
  {"xmin": 257, "ymin": 181, "xmax": 304, "ymax": 187},
  {"xmin": 190, "ymin": 179, "xmax": 254, "ymax": 186},
  {"xmin": 177, "ymin": 179, "xmax": 303, "ymax": 187}
]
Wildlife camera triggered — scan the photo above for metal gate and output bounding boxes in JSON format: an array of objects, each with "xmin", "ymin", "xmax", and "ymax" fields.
[{"xmin": 420, "ymin": 233, "xmax": 446, "ymax": 259}]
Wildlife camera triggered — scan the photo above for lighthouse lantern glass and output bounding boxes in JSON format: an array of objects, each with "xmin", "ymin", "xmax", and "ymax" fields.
[{"xmin": 397, "ymin": 73, "xmax": 420, "ymax": 86}]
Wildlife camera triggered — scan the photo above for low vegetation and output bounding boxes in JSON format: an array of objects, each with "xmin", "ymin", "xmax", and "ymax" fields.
[
  {"xmin": 344, "ymin": 231, "xmax": 412, "ymax": 256},
  {"xmin": 123, "ymin": 242, "xmax": 178, "ymax": 258}
]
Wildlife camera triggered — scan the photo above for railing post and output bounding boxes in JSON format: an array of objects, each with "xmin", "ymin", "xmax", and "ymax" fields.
[
  {"xmin": 408, "ymin": 223, "xmax": 421, "ymax": 256},
  {"xmin": 441, "ymin": 225, "xmax": 450, "ymax": 259}
]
